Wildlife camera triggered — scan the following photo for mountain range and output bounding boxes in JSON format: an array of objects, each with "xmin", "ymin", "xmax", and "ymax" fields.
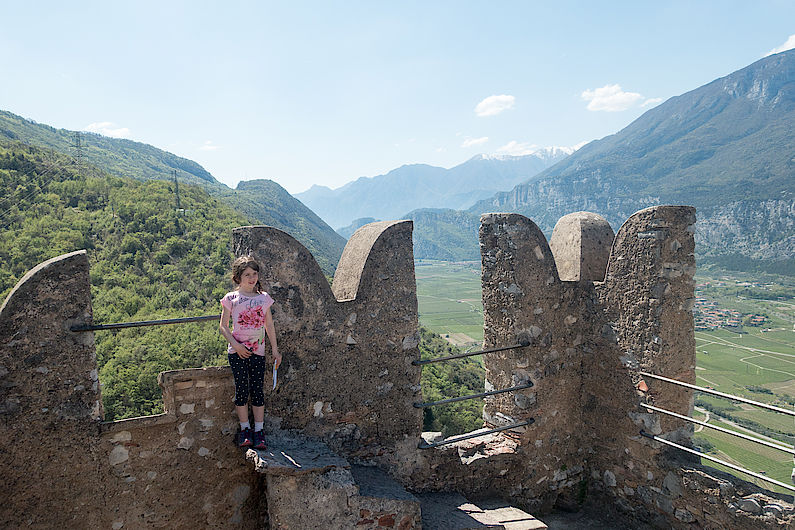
[
  {"xmin": 465, "ymin": 48, "xmax": 795, "ymax": 269},
  {"xmin": 377, "ymin": 49, "xmax": 794, "ymax": 272},
  {"xmin": 295, "ymin": 148, "xmax": 572, "ymax": 229},
  {"xmin": 0, "ymin": 110, "xmax": 345, "ymax": 273}
]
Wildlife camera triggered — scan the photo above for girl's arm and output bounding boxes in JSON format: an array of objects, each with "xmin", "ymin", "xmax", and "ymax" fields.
[
  {"xmin": 219, "ymin": 304, "xmax": 251, "ymax": 359},
  {"xmin": 264, "ymin": 307, "xmax": 281, "ymax": 368}
]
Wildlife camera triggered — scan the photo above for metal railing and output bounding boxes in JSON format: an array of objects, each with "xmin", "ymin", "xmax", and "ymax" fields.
[
  {"xmin": 414, "ymin": 382, "xmax": 534, "ymax": 408},
  {"xmin": 70, "ymin": 314, "xmax": 220, "ymax": 332},
  {"xmin": 640, "ymin": 431, "xmax": 795, "ymax": 493},
  {"xmin": 641, "ymin": 403, "xmax": 795, "ymax": 455},
  {"xmin": 640, "ymin": 372, "xmax": 795, "ymax": 417},
  {"xmin": 419, "ymin": 419, "xmax": 535, "ymax": 449},
  {"xmin": 639, "ymin": 372, "xmax": 795, "ymax": 493},
  {"xmin": 415, "ymin": 340, "xmax": 534, "ymax": 449},
  {"xmin": 413, "ymin": 340, "xmax": 530, "ymax": 366},
  {"xmin": 74, "ymin": 317, "xmax": 535, "ymax": 449}
]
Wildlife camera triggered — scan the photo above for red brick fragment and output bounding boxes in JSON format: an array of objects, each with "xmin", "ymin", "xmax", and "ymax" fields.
[
  {"xmin": 398, "ymin": 514, "xmax": 415, "ymax": 530},
  {"xmin": 378, "ymin": 513, "xmax": 396, "ymax": 527}
]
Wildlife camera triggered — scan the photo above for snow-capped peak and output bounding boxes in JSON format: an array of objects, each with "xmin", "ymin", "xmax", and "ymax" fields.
[{"xmin": 472, "ymin": 142, "xmax": 587, "ymax": 163}]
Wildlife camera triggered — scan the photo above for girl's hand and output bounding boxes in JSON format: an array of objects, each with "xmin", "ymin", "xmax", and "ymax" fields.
[
  {"xmin": 273, "ymin": 350, "xmax": 282, "ymax": 369},
  {"xmin": 235, "ymin": 344, "xmax": 252, "ymax": 359}
]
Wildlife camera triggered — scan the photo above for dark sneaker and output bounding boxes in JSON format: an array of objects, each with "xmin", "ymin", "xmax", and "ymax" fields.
[
  {"xmin": 238, "ymin": 427, "xmax": 253, "ymax": 447},
  {"xmin": 253, "ymin": 430, "xmax": 266, "ymax": 450}
]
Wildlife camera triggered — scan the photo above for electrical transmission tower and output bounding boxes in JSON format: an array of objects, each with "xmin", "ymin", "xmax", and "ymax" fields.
[
  {"xmin": 71, "ymin": 132, "xmax": 85, "ymax": 173},
  {"xmin": 173, "ymin": 170, "xmax": 181, "ymax": 211},
  {"xmin": 173, "ymin": 170, "xmax": 184, "ymax": 235}
]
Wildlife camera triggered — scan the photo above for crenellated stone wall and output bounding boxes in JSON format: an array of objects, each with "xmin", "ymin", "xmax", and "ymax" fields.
[
  {"xmin": 0, "ymin": 250, "xmax": 105, "ymax": 528},
  {"xmin": 231, "ymin": 221, "xmax": 422, "ymax": 446},
  {"xmin": 1, "ymin": 208, "xmax": 792, "ymax": 529}
]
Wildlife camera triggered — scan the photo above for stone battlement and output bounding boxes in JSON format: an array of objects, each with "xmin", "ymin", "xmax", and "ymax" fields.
[{"xmin": 1, "ymin": 207, "xmax": 792, "ymax": 528}]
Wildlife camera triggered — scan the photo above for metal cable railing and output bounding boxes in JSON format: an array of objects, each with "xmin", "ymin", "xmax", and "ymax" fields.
[
  {"xmin": 640, "ymin": 431, "xmax": 795, "ymax": 493},
  {"xmin": 639, "ymin": 372, "xmax": 795, "ymax": 493},
  {"xmin": 640, "ymin": 403, "xmax": 795, "ymax": 455},
  {"xmin": 640, "ymin": 371, "xmax": 795, "ymax": 417},
  {"xmin": 70, "ymin": 314, "xmax": 220, "ymax": 332},
  {"xmin": 74, "ymin": 317, "xmax": 536, "ymax": 449}
]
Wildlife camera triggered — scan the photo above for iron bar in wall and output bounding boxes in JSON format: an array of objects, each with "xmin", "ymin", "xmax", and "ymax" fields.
[
  {"xmin": 413, "ymin": 382, "xmax": 534, "ymax": 408},
  {"xmin": 70, "ymin": 314, "xmax": 220, "ymax": 332},
  {"xmin": 413, "ymin": 341, "xmax": 530, "ymax": 366},
  {"xmin": 419, "ymin": 419, "xmax": 535, "ymax": 449}
]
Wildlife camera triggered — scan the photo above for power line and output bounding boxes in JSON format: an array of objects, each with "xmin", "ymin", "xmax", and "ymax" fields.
[{"xmin": 0, "ymin": 158, "xmax": 63, "ymax": 223}]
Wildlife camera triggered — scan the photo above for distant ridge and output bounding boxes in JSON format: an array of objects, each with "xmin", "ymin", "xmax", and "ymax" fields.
[
  {"xmin": 295, "ymin": 148, "xmax": 571, "ymax": 229},
  {"xmin": 0, "ymin": 110, "xmax": 218, "ymax": 187},
  {"xmin": 336, "ymin": 217, "xmax": 380, "ymax": 239}
]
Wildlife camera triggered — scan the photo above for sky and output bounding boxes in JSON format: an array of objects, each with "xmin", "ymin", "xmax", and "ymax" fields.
[{"xmin": 1, "ymin": 1, "xmax": 794, "ymax": 194}]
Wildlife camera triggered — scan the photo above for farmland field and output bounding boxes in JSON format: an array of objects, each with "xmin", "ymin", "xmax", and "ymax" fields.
[
  {"xmin": 416, "ymin": 260, "xmax": 483, "ymax": 349},
  {"xmin": 416, "ymin": 260, "xmax": 795, "ymax": 494}
]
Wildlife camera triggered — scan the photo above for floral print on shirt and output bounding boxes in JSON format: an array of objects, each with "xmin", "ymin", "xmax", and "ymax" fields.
[{"xmin": 221, "ymin": 290, "xmax": 274, "ymax": 356}]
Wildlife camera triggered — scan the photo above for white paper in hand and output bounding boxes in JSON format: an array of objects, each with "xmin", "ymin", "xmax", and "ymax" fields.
[{"xmin": 272, "ymin": 367, "xmax": 278, "ymax": 390}]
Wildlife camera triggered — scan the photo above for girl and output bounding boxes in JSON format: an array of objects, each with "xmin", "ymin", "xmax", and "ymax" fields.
[{"xmin": 219, "ymin": 256, "xmax": 282, "ymax": 449}]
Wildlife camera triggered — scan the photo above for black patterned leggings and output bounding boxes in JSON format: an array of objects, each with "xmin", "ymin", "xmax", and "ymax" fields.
[{"xmin": 228, "ymin": 353, "xmax": 266, "ymax": 407}]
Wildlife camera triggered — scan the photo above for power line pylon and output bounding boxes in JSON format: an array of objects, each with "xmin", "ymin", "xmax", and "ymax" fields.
[{"xmin": 71, "ymin": 132, "xmax": 85, "ymax": 174}]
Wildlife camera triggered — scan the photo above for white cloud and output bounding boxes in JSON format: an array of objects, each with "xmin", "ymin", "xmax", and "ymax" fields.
[
  {"xmin": 766, "ymin": 34, "xmax": 795, "ymax": 56},
  {"xmin": 84, "ymin": 121, "xmax": 130, "ymax": 138},
  {"xmin": 496, "ymin": 141, "xmax": 540, "ymax": 156},
  {"xmin": 200, "ymin": 140, "xmax": 220, "ymax": 151},
  {"xmin": 581, "ymin": 84, "xmax": 644, "ymax": 112},
  {"xmin": 475, "ymin": 95, "xmax": 515, "ymax": 117},
  {"xmin": 461, "ymin": 136, "xmax": 489, "ymax": 148},
  {"xmin": 641, "ymin": 97, "xmax": 663, "ymax": 108}
]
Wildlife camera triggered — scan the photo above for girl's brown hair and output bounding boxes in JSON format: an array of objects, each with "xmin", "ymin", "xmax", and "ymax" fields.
[{"xmin": 231, "ymin": 256, "xmax": 264, "ymax": 293}]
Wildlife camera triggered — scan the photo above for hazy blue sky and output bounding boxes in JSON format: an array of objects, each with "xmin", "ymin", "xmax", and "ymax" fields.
[{"xmin": 2, "ymin": 1, "xmax": 794, "ymax": 193}]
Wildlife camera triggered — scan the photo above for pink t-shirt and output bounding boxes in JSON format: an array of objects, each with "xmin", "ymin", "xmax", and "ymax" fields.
[{"xmin": 220, "ymin": 291, "xmax": 274, "ymax": 356}]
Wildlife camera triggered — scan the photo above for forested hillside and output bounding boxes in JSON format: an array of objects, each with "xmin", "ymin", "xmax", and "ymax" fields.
[
  {"xmin": 0, "ymin": 139, "xmax": 247, "ymax": 418},
  {"xmin": 418, "ymin": 327, "xmax": 484, "ymax": 436},
  {"xmin": 406, "ymin": 209, "xmax": 480, "ymax": 261},
  {"xmin": 0, "ymin": 109, "xmax": 346, "ymax": 274},
  {"xmin": 0, "ymin": 110, "xmax": 217, "ymax": 187}
]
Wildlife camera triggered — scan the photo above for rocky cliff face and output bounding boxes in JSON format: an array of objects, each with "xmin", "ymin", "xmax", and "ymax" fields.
[
  {"xmin": 697, "ymin": 199, "xmax": 795, "ymax": 260},
  {"xmin": 473, "ymin": 179, "xmax": 795, "ymax": 263}
]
